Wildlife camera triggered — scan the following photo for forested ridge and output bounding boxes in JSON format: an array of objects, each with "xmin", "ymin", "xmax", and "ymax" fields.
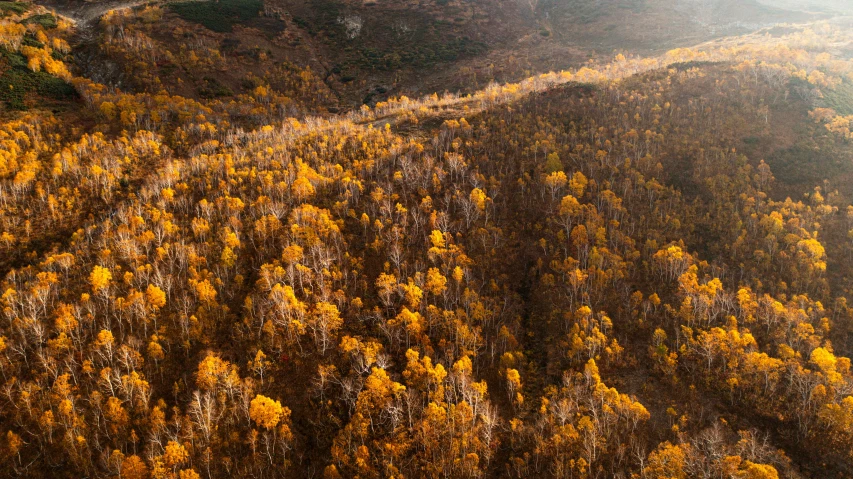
[{"xmin": 0, "ymin": 2, "xmax": 853, "ymax": 478}]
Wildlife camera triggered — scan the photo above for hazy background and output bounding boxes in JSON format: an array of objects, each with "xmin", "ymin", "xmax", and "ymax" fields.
[{"xmin": 757, "ymin": 0, "xmax": 853, "ymax": 14}]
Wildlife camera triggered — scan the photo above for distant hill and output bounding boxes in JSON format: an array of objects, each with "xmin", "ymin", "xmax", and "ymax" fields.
[
  {"xmin": 757, "ymin": 0, "xmax": 853, "ymax": 15},
  {"xmin": 268, "ymin": 0, "xmax": 817, "ymax": 104},
  {"xmin": 32, "ymin": 0, "xmax": 824, "ymax": 107}
]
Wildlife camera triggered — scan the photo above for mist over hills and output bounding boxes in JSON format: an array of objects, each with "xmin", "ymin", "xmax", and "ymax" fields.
[{"xmin": 757, "ymin": 0, "xmax": 853, "ymax": 14}]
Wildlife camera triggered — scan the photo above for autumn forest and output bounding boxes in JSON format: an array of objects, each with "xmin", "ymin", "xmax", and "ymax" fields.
[{"xmin": 0, "ymin": 0, "xmax": 853, "ymax": 478}]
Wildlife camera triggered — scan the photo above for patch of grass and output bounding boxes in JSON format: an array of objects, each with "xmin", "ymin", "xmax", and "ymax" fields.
[
  {"xmin": 669, "ymin": 61, "xmax": 723, "ymax": 71},
  {"xmin": 168, "ymin": 0, "xmax": 262, "ymax": 33},
  {"xmin": 544, "ymin": 0, "xmax": 609, "ymax": 24},
  {"xmin": 198, "ymin": 76, "xmax": 233, "ymax": 99},
  {"xmin": 23, "ymin": 13, "xmax": 57, "ymax": 29},
  {"xmin": 301, "ymin": 0, "xmax": 489, "ymax": 70},
  {"xmin": 21, "ymin": 35, "xmax": 44, "ymax": 49},
  {"xmin": 766, "ymin": 144, "xmax": 841, "ymax": 186},
  {"xmin": 0, "ymin": 49, "xmax": 77, "ymax": 110},
  {"xmin": 567, "ymin": 82, "xmax": 600, "ymax": 95},
  {"xmin": 354, "ymin": 37, "xmax": 486, "ymax": 71},
  {"xmin": 0, "ymin": 1, "xmax": 28, "ymax": 17},
  {"xmin": 242, "ymin": 16, "xmax": 285, "ymax": 35},
  {"xmin": 292, "ymin": 16, "xmax": 310, "ymax": 32},
  {"xmin": 616, "ymin": 0, "xmax": 646, "ymax": 14},
  {"xmin": 220, "ymin": 37, "xmax": 241, "ymax": 52},
  {"xmin": 819, "ymin": 81, "xmax": 853, "ymax": 116},
  {"xmin": 1, "ymin": 47, "xmax": 26, "ymax": 68}
]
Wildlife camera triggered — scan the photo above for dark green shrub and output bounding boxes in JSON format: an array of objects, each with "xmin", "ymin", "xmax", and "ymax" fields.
[
  {"xmin": 0, "ymin": 2, "xmax": 28, "ymax": 17},
  {"xmin": 168, "ymin": 0, "xmax": 263, "ymax": 33},
  {"xmin": 0, "ymin": 49, "xmax": 77, "ymax": 110},
  {"xmin": 23, "ymin": 13, "xmax": 57, "ymax": 29}
]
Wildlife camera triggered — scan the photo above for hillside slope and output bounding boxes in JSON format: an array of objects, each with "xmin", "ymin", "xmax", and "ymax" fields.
[
  {"xmin": 0, "ymin": 3, "xmax": 852, "ymax": 479},
  {"xmin": 35, "ymin": 0, "xmax": 822, "ymax": 107}
]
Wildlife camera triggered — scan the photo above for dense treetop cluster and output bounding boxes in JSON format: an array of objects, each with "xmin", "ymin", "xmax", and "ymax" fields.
[{"xmin": 0, "ymin": 2, "xmax": 852, "ymax": 478}]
